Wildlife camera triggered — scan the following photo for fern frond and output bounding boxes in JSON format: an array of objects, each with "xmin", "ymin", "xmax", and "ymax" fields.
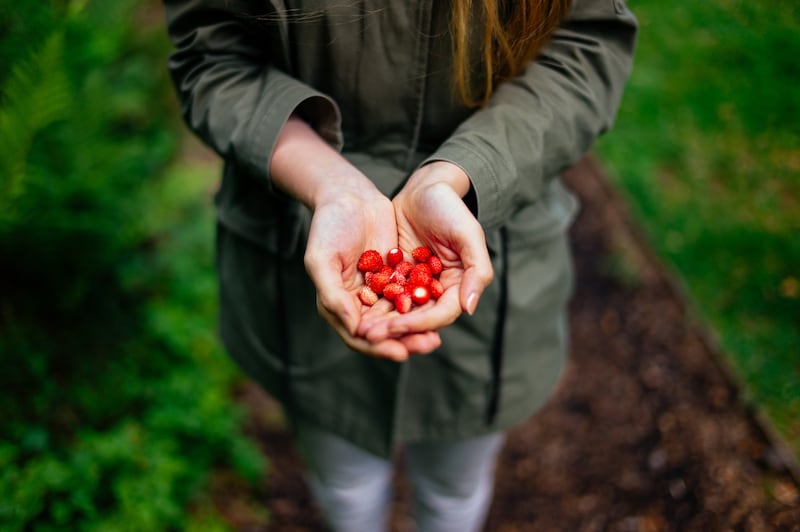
[{"xmin": 0, "ymin": 33, "xmax": 71, "ymax": 215}]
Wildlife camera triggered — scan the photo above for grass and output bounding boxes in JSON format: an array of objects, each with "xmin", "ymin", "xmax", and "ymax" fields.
[{"xmin": 596, "ymin": 0, "xmax": 800, "ymax": 454}]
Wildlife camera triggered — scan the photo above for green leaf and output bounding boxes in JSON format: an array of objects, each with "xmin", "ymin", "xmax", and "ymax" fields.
[{"xmin": 0, "ymin": 33, "xmax": 70, "ymax": 218}]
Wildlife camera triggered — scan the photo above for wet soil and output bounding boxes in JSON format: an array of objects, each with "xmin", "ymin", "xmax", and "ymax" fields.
[{"xmin": 212, "ymin": 157, "xmax": 800, "ymax": 531}]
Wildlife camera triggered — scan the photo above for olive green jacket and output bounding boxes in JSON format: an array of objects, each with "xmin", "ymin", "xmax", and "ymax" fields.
[{"xmin": 163, "ymin": 0, "xmax": 637, "ymax": 457}]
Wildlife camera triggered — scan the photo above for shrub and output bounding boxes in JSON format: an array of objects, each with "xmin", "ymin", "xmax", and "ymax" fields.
[{"xmin": 0, "ymin": 2, "xmax": 265, "ymax": 529}]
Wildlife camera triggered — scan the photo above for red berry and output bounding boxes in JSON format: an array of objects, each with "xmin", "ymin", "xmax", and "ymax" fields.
[
  {"xmin": 394, "ymin": 291, "xmax": 412, "ymax": 314},
  {"xmin": 429, "ymin": 279, "xmax": 444, "ymax": 300},
  {"xmin": 383, "ymin": 282, "xmax": 405, "ymax": 301},
  {"xmin": 395, "ymin": 261, "xmax": 414, "ymax": 277},
  {"xmin": 408, "ymin": 263, "xmax": 432, "ymax": 288},
  {"xmin": 386, "ymin": 248, "xmax": 404, "ymax": 267},
  {"xmin": 388, "ymin": 270, "xmax": 407, "ymax": 286},
  {"xmin": 367, "ymin": 270, "xmax": 391, "ymax": 295},
  {"xmin": 379, "ymin": 265, "xmax": 393, "ymax": 276},
  {"xmin": 358, "ymin": 286, "xmax": 379, "ymax": 306},
  {"xmin": 357, "ymin": 250, "xmax": 384, "ymax": 273},
  {"xmin": 410, "ymin": 285, "xmax": 430, "ymax": 305},
  {"xmin": 427, "ymin": 255, "xmax": 443, "ymax": 276},
  {"xmin": 411, "ymin": 246, "xmax": 432, "ymax": 263}
]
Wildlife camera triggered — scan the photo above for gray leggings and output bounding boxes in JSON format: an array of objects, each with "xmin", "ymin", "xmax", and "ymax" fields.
[{"xmin": 296, "ymin": 422, "xmax": 505, "ymax": 532}]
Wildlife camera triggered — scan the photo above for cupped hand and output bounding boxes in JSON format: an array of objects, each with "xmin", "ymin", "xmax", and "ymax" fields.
[
  {"xmin": 304, "ymin": 188, "xmax": 442, "ymax": 360},
  {"xmin": 358, "ymin": 162, "xmax": 494, "ymax": 343},
  {"xmin": 269, "ymin": 116, "xmax": 442, "ymax": 360}
]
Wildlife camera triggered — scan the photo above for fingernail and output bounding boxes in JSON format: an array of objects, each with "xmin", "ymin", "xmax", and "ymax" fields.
[{"xmin": 467, "ymin": 292, "xmax": 477, "ymax": 315}]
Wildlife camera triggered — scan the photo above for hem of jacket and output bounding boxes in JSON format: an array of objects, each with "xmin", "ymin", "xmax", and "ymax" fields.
[{"xmin": 295, "ymin": 383, "xmax": 559, "ymax": 460}]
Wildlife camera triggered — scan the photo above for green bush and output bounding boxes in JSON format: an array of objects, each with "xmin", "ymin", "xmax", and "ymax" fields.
[{"xmin": 0, "ymin": 2, "xmax": 265, "ymax": 529}]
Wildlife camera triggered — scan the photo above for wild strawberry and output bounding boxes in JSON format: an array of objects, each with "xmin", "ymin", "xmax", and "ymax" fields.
[
  {"xmin": 367, "ymin": 269, "xmax": 391, "ymax": 295},
  {"xmin": 356, "ymin": 248, "xmax": 446, "ymax": 312},
  {"xmin": 429, "ymin": 279, "xmax": 444, "ymax": 300},
  {"xmin": 408, "ymin": 263, "xmax": 432, "ymax": 288},
  {"xmin": 383, "ymin": 282, "xmax": 405, "ymax": 301},
  {"xmin": 427, "ymin": 255, "xmax": 443, "ymax": 276},
  {"xmin": 358, "ymin": 286, "xmax": 379, "ymax": 306},
  {"xmin": 395, "ymin": 261, "xmax": 414, "ymax": 277},
  {"xmin": 410, "ymin": 285, "xmax": 430, "ymax": 306},
  {"xmin": 394, "ymin": 291, "xmax": 412, "ymax": 314},
  {"xmin": 411, "ymin": 246, "xmax": 432, "ymax": 263},
  {"xmin": 388, "ymin": 270, "xmax": 407, "ymax": 286},
  {"xmin": 357, "ymin": 249, "xmax": 384, "ymax": 273},
  {"xmin": 386, "ymin": 248, "xmax": 404, "ymax": 267}
]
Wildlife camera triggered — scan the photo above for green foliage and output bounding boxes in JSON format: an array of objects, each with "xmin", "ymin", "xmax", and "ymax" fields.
[
  {"xmin": 0, "ymin": 34, "xmax": 70, "ymax": 212},
  {"xmin": 0, "ymin": 2, "xmax": 265, "ymax": 529},
  {"xmin": 596, "ymin": 1, "xmax": 800, "ymax": 452}
]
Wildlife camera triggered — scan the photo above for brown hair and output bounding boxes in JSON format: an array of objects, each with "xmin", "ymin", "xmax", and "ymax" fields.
[{"xmin": 450, "ymin": 0, "xmax": 572, "ymax": 107}]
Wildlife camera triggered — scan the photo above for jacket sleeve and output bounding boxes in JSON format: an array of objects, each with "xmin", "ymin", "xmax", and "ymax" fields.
[
  {"xmin": 426, "ymin": 0, "xmax": 638, "ymax": 232},
  {"xmin": 162, "ymin": 0, "xmax": 343, "ymax": 182}
]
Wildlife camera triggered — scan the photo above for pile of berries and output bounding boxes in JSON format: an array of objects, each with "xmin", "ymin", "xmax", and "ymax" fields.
[{"xmin": 357, "ymin": 246, "xmax": 444, "ymax": 313}]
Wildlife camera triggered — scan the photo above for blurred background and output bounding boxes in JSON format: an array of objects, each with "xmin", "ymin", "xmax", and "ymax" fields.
[
  {"xmin": 0, "ymin": 0, "xmax": 797, "ymax": 529},
  {"xmin": 596, "ymin": 0, "xmax": 799, "ymax": 457}
]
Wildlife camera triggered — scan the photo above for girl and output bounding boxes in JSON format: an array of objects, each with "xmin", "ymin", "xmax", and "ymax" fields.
[{"xmin": 163, "ymin": 1, "xmax": 637, "ymax": 529}]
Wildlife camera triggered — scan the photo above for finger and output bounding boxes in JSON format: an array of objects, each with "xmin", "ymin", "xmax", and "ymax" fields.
[
  {"xmin": 452, "ymin": 223, "xmax": 494, "ymax": 316},
  {"xmin": 367, "ymin": 287, "xmax": 462, "ymax": 342},
  {"xmin": 350, "ymin": 336, "xmax": 411, "ymax": 361},
  {"xmin": 459, "ymin": 261, "xmax": 494, "ymax": 316},
  {"xmin": 318, "ymin": 302, "xmax": 410, "ymax": 361},
  {"xmin": 307, "ymin": 252, "xmax": 361, "ymax": 335},
  {"xmin": 399, "ymin": 330, "xmax": 442, "ymax": 355},
  {"xmin": 356, "ymin": 298, "xmax": 397, "ymax": 338},
  {"xmin": 319, "ymin": 286, "xmax": 361, "ymax": 336},
  {"xmin": 316, "ymin": 293, "xmax": 356, "ymax": 339}
]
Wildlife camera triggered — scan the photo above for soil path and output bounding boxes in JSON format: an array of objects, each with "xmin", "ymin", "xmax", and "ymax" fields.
[{"xmin": 214, "ymin": 157, "xmax": 800, "ymax": 531}]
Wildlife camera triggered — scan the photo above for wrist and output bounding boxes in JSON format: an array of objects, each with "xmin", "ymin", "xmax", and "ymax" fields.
[
  {"xmin": 408, "ymin": 161, "xmax": 472, "ymax": 198},
  {"xmin": 311, "ymin": 178, "xmax": 385, "ymax": 211},
  {"xmin": 270, "ymin": 116, "xmax": 382, "ymax": 210}
]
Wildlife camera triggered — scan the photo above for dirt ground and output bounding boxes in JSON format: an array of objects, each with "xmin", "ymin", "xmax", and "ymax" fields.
[{"xmin": 211, "ymin": 157, "xmax": 800, "ymax": 531}]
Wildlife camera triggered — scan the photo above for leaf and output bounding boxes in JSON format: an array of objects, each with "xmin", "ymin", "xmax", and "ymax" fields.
[{"xmin": 0, "ymin": 33, "xmax": 71, "ymax": 217}]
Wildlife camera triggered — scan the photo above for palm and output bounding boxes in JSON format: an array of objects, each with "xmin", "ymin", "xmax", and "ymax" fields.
[
  {"xmin": 306, "ymin": 192, "xmax": 397, "ymax": 311},
  {"xmin": 358, "ymin": 181, "xmax": 491, "ymax": 343},
  {"xmin": 395, "ymin": 189, "xmax": 468, "ymax": 303},
  {"xmin": 306, "ymin": 194, "xmax": 442, "ymax": 358}
]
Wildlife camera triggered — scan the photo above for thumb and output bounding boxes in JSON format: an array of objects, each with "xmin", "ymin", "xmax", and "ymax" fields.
[{"xmin": 306, "ymin": 252, "xmax": 361, "ymax": 336}]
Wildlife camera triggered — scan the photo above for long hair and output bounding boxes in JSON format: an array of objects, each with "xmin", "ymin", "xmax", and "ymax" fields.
[{"xmin": 450, "ymin": 0, "xmax": 572, "ymax": 107}]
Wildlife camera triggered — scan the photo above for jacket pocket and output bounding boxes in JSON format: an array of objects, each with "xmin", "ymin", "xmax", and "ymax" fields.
[{"xmin": 216, "ymin": 210, "xmax": 355, "ymax": 384}]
